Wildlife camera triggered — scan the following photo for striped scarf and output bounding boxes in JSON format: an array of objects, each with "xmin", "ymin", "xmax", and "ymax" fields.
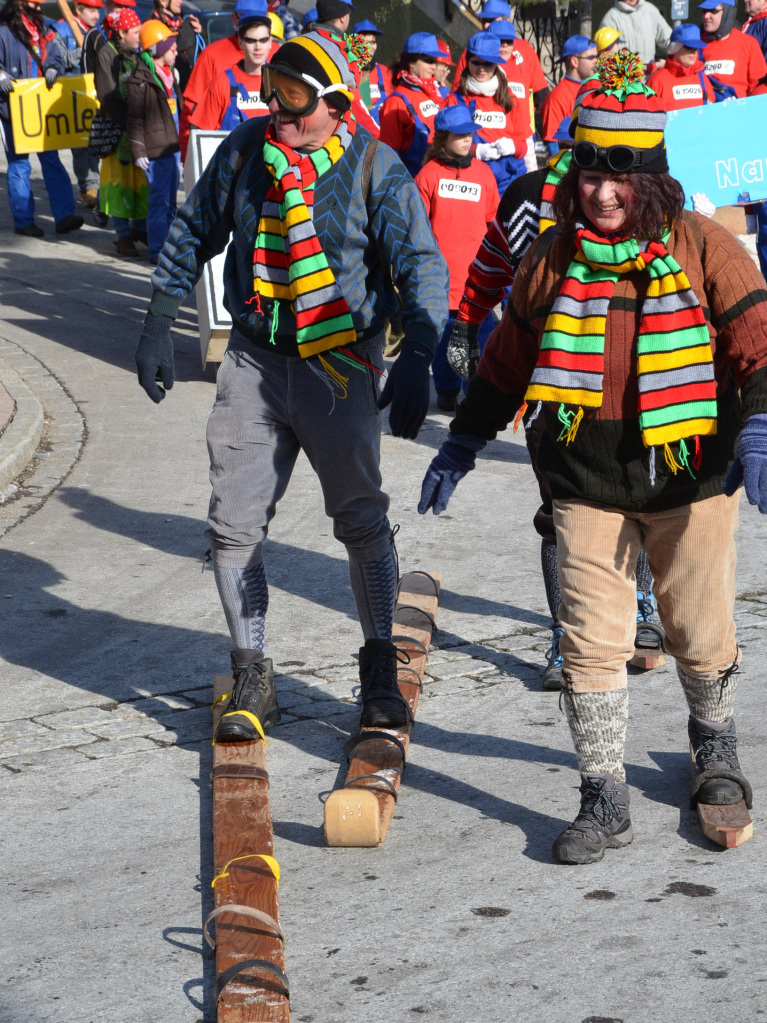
[
  {"xmin": 538, "ymin": 149, "xmax": 571, "ymax": 234},
  {"xmin": 253, "ymin": 113, "xmax": 357, "ymax": 359},
  {"xmin": 525, "ymin": 224, "xmax": 717, "ymax": 473}
]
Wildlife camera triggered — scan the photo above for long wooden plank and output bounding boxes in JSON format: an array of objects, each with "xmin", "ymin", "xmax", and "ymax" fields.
[
  {"xmin": 324, "ymin": 571, "xmax": 441, "ymax": 848},
  {"xmin": 211, "ymin": 674, "xmax": 290, "ymax": 1023},
  {"xmin": 698, "ymin": 800, "xmax": 753, "ymax": 848}
]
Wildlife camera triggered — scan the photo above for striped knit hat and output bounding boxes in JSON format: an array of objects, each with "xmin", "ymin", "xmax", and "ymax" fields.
[
  {"xmin": 574, "ymin": 51, "xmax": 668, "ymax": 173},
  {"xmin": 269, "ymin": 30, "xmax": 356, "ymax": 107}
]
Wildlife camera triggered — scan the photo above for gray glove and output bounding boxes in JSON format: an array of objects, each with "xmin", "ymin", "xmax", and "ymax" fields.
[
  {"xmin": 0, "ymin": 70, "xmax": 14, "ymax": 95},
  {"xmin": 44, "ymin": 67, "xmax": 58, "ymax": 89},
  {"xmin": 136, "ymin": 312, "xmax": 174, "ymax": 403},
  {"xmin": 446, "ymin": 320, "xmax": 480, "ymax": 382}
]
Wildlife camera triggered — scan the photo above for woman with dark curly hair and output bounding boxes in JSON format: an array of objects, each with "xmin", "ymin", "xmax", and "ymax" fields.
[
  {"xmin": 444, "ymin": 31, "xmax": 528, "ymax": 194},
  {"xmin": 0, "ymin": 0, "xmax": 81, "ymax": 236},
  {"xmin": 420, "ymin": 53, "xmax": 767, "ymax": 864}
]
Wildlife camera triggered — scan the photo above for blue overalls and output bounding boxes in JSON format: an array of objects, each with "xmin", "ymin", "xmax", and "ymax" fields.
[
  {"xmin": 220, "ymin": 68, "xmax": 251, "ymax": 131},
  {"xmin": 146, "ymin": 78, "xmax": 180, "ymax": 258},
  {"xmin": 455, "ymin": 93, "xmax": 525, "ymax": 196},
  {"xmin": 389, "ymin": 90, "xmax": 431, "ymax": 178},
  {"xmin": 370, "ymin": 65, "xmax": 387, "ymax": 125}
]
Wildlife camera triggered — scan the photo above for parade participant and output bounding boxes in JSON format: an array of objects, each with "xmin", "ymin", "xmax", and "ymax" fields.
[
  {"xmin": 415, "ymin": 105, "xmax": 499, "ymax": 412},
  {"xmin": 435, "ymin": 39, "xmax": 453, "ymax": 97},
  {"xmin": 134, "ymin": 31, "xmax": 448, "ymax": 740},
  {"xmin": 0, "ymin": 0, "xmax": 82, "ymax": 237},
  {"xmin": 599, "ymin": 0, "xmax": 670, "ymax": 65},
  {"xmin": 153, "ymin": 0, "xmax": 204, "ymax": 91},
  {"xmin": 420, "ymin": 52, "xmax": 767, "ymax": 864},
  {"xmin": 743, "ymin": 0, "xmax": 767, "ymax": 281},
  {"xmin": 445, "ymin": 32, "xmax": 528, "ymax": 195},
  {"xmin": 477, "ymin": 0, "xmax": 513, "ymax": 30},
  {"xmin": 351, "ymin": 18, "xmax": 388, "ymax": 119},
  {"xmin": 594, "ymin": 25, "xmax": 623, "ymax": 55},
  {"xmin": 700, "ymin": 0, "xmax": 767, "ymax": 96},
  {"xmin": 92, "ymin": 6, "xmax": 147, "ymax": 256},
  {"xmin": 541, "ymin": 35, "xmax": 597, "ymax": 155},
  {"xmin": 128, "ymin": 20, "xmax": 182, "ymax": 264},
  {"xmin": 57, "ymin": 0, "xmax": 103, "ymax": 209},
  {"xmin": 189, "ymin": 12, "xmax": 272, "ymax": 130},
  {"xmin": 743, "ymin": 0, "xmax": 767, "ymax": 53},
  {"xmin": 314, "ymin": 0, "xmax": 352, "ymax": 36},
  {"xmin": 378, "ymin": 32, "xmax": 444, "ymax": 176},
  {"xmin": 647, "ymin": 24, "xmax": 716, "ymax": 108},
  {"xmin": 267, "ymin": 0, "xmax": 300, "ymax": 41},
  {"xmin": 178, "ymin": 0, "xmax": 277, "ymax": 159},
  {"xmin": 301, "ymin": 7, "xmax": 318, "ymax": 32}
]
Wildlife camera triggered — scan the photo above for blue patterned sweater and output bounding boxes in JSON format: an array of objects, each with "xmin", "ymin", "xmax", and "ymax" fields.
[{"xmin": 150, "ymin": 117, "xmax": 449, "ymax": 355}]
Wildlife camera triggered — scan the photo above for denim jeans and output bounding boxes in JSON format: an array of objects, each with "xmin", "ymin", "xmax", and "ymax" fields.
[{"xmin": 2, "ymin": 120, "xmax": 75, "ymax": 228}]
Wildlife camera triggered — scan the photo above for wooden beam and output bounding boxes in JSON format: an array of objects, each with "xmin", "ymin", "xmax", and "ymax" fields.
[
  {"xmin": 698, "ymin": 800, "xmax": 753, "ymax": 849},
  {"xmin": 210, "ymin": 675, "xmax": 290, "ymax": 1022},
  {"xmin": 56, "ymin": 0, "xmax": 84, "ymax": 46},
  {"xmin": 324, "ymin": 571, "xmax": 441, "ymax": 848}
]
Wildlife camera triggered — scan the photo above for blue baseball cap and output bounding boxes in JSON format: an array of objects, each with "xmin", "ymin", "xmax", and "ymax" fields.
[
  {"xmin": 559, "ymin": 34, "xmax": 596, "ymax": 60},
  {"xmin": 435, "ymin": 105, "xmax": 480, "ymax": 134},
  {"xmin": 353, "ymin": 18, "xmax": 382, "ymax": 33},
  {"xmin": 481, "ymin": 0, "xmax": 511, "ymax": 19},
  {"xmin": 670, "ymin": 23, "xmax": 704, "ymax": 48},
  {"xmin": 466, "ymin": 31, "xmax": 505, "ymax": 64},
  {"xmin": 403, "ymin": 32, "xmax": 444, "ymax": 59},
  {"xmin": 486, "ymin": 19, "xmax": 516, "ymax": 41},
  {"xmin": 234, "ymin": 0, "xmax": 268, "ymax": 15},
  {"xmin": 698, "ymin": 0, "xmax": 734, "ymax": 7},
  {"xmin": 301, "ymin": 7, "xmax": 318, "ymax": 26}
]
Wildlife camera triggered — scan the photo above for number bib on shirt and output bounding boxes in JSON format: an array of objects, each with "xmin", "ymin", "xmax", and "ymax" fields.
[
  {"xmin": 437, "ymin": 178, "xmax": 482, "ymax": 201},
  {"xmin": 704, "ymin": 59, "xmax": 735, "ymax": 76},
  {"xmin": 506, "ymin": 81, "xmax": 526, "ymax": 99},
  {"xmin": 237, "ymin": 90, "xmax": 269, "ymax": 113},
  {"xmin": 473, "ymin": 109, "xmax": 507, "ymax": 128},
  {"xmin": 419, "ymin": 99, "xmax": 440, "ymax": 118},
  {"xmin": 370, "ymin": 82, "xmax": 380, "ymax": 100},
  {"xmin": 672, "ymin": 82, "xmax": 703, "ymax": 100}
]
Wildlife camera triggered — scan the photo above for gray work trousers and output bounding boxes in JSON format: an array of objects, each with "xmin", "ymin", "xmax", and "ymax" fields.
[{"xmin": 206, "ymin": 329, "xmax": 392, "ymax": 568}]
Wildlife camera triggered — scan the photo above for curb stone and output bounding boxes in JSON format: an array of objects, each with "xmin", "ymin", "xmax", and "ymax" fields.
[{"xmin": 0, "ymin": 353, "xmax": 44, "ymax": 492}]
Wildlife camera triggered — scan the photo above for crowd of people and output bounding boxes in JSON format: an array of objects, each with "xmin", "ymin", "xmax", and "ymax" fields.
[{"xmin": 4, "ymin": 0, "xmax": 767, "ymax": 863}]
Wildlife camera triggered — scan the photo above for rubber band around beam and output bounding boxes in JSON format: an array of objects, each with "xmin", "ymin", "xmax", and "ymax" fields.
[
  {"xmin": 204, "ymin": 905, "xmax": 284, "ymax": 949},
  {"xmin": 212, "ymin": 853, "xmax": 280, "ymax": 889},
  {"xmin": 344, "ymin": 772, "xmax": 399, "ymax": 800}
]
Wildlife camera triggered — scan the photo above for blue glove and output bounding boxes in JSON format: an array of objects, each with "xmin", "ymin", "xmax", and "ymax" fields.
[
  {"xmin": 377, "ymin": 341, "xmax": 432, "ymax": 439},
  {"xmin": 722, "ymin": 413, "xmax": 767, "ymax": 513},
  {"xmin": 418, "ymin": 434, "xmax": 487, "ymax": 515},
  {"xmin": 135, "ymin": 311, "xmax": 174, "ymax": 403}
]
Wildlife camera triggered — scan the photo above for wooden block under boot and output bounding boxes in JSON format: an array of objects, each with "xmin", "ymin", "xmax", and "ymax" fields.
[{"xmin": 698, "ymin": 800, "xmax": 753, "ymax": 848}]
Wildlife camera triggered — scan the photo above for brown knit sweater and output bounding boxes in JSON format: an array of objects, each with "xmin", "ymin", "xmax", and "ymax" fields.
[{"xmin": 452, "ymin": 212, "xmax": 767, "ymax": 511}]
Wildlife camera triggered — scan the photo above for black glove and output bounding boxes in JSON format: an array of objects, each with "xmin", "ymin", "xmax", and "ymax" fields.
[
  {"xmin": 446, "ymin": 319, "xmax": 480, "ymax": 382},
  {"xmin": 377, "ymin": 341, "xmax": 432, "ymax": 439},
  {"xmin": 136, "ymin": 312, "xmax": 174, "ymax": 403},
  {"xmin": 44, "ymin": 67, "xmax": 58, "ymax": 89},
  {"xmin": 0, "ymin": 70, "xmax": 15, "ymax": 95}
]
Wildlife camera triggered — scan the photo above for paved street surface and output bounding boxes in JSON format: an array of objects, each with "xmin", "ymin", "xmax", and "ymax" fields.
[{"xmin": 1, "ymin": 156, "xmax": 766, "ymax": 1023}]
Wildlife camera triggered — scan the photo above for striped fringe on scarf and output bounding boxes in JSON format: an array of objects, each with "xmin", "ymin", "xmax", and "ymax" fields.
[
  {"xmin": 525, "ymin": 224, "xmax": 717, "ymax": 476},
  {"xmin": 253, "ymin": 113, "xmax": 357, "ymax": 361}
]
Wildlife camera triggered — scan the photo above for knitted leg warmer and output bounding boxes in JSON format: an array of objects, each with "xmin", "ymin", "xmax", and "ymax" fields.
[
  {"xmin": 561, "ymin": 685, "xmax": 629, "ymax": 783},
  {"xmin": 636, "ymin": 546, "xmax": 653, "ymax": 597},
  {"xmin": 213, "ymin": 547, "xmax": 269, "ymax": 651},
  {"xmin": 677, "ymin": 661, "xmax": 739, "ymax": 723},
  {"xmin": 541, "ymin": 538, "xmax": 562, "ymax": 626},
  {"xmin": 348, "ymin": 540, "xmax": 398, "ymax": 641}
]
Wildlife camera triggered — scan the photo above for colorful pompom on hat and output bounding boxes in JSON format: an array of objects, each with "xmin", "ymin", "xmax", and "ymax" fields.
[{"xmin": 573, "ymin": 51, "xmax": 669, "ymax": 173}]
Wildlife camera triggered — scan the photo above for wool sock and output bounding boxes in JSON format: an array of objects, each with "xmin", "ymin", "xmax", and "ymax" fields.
[
  {"xmin": 677, "ymin": 662, "xmax": 738, "ymax": 722},
  {"xmin": 348, "ymin": 541, "xmax": 397, "ymax": 641},
  {"xmin": 541, "ymin": 538, "xmax": 562, "ymax": 626},
  {"xmin": 562, "ymin": 687, "xmax": 629, "ymax": 782},
  {"xmin": 213, "ymin": 548, "xmax": 269, "ymax": 651}
]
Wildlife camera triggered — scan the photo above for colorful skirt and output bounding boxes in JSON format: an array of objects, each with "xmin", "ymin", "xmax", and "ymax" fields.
[{"xmin": 100, "ymin": 153, "xmax": 148, "ymax": 221}]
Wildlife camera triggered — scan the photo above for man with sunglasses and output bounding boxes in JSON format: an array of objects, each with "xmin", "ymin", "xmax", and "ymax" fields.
[
  {"xmin": 540, "ymin": 35, "xmax": 597, "ymax": 157},
  {"xmin": 135, "ymin": 30, "xmax": 448, "ymax": 743},
  {"xmin": 189, "ymin": 13, "xmax": 272, "ymax": 130}
]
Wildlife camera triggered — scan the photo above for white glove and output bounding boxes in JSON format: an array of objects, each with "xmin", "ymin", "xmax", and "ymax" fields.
[
  {"xmin": 136, "ymin": 156, "xmax": 150, "ymax": 172},
  {"xmin": 44, "ymin": 67, "xmax": 58, "ymax": 89},
  {"xmin": 475, "ymin": 142, "xmax": 500, "ymax": 162},
  {"xmin": 691, "ymin": 192, "xmax": 716, "ymax": 218},
  {"xmin": 0, "ymin": 69, "xmax": 14, "ymax": 94},
  {"xmin": 745, "ymin": 212, "xmax": 758, "ymax": 234},
  {"xmin": 493, "ymin": 136, "xmax": 516, "ymax": 158}
]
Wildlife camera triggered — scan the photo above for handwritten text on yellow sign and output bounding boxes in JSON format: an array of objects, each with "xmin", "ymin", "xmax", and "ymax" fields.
[{"xmin": 9, "ymin": 74, "xmax": 98, "ymax": 154}]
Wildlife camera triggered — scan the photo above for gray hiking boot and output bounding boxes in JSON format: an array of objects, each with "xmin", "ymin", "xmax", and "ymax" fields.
[
  {"xmin": 359, "ymin": 639, "xmax": 412, "ymax": 729},
  {"xmin": 635, "ymin": 590, "xmax": 665, "ymax": 653},
  {"xmin": 688, "ymin": 716, "xmax": 753, "ymax": 808},
  {"xmin": 214, "ymin": 649, "xmax": 280, "ymax": 742},
  {"xmin": 542, "ymin": 627, "xmax": 564, "ymax": 691},
  {"xmin": 553, "ymin": 773, "xmax": 633, "ymax": 865}
]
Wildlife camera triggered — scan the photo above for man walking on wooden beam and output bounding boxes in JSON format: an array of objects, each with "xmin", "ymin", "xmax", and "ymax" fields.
[{"xmin": 134, "ymin": 30, "xmax": 449, "ymax": 743}]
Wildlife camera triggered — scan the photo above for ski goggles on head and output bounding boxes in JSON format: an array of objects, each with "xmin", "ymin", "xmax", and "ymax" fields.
[
  {"xmin": 261, "ymin": 64, "xmax": 350, "ymax": 116},
  {"xmin": 572, "ymin": 139, "xmax": 666, "ymax": 173}
]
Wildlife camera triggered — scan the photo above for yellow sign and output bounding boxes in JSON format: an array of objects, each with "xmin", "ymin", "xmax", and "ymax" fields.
[{"xmin": 8, "ymin": 74, "xmax": 98, "ymax": 154}]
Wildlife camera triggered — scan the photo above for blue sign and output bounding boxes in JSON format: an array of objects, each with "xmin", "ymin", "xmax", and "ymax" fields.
[
  {"xmin": 671, "ymin": 0, "xmax": 689, "ymax": 19},
  {"xmin": 665, "ymin": 94, "xmax": 767, "ymax": 208}
]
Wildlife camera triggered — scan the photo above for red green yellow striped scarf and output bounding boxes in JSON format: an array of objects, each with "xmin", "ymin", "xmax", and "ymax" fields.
[
  {"xmin": 253, "ymin": 113, "xmax": 357, "ymax": 359},
  {"xmin": 525, "ymin": 224, "xmax": 717, "ymax": 469}
]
